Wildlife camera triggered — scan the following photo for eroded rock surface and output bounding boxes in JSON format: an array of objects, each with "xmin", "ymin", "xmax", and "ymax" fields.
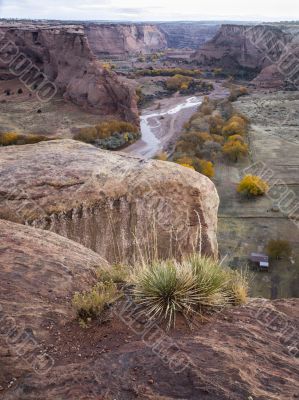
[
  {"xmin": 0, "ymin": 24, "xmax": 138, "ymax": 123},
  {"xmin": 0, "ymin": 219, "xmax": 103, "ymax": 392},
  {"xmin": 194, "ymin": 24, "xmax": 299, "ymax": 88},
  {"xmin": 85, "ymin": 23, "xmax": 167, "ymax": 57},
  {"xmin": 0, "ymin": 139, "xmax": 219, "ymax": 262},
  {"xmin": 0, "ymin": 223, "xmax": 298, "ymax": 399}
]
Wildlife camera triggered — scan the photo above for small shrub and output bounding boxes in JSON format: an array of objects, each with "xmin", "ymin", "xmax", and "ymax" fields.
[
  {"xmin": 72, "ymin": 281, "xmax": 119, "ymax": 322},
  {"xmin": 199, "ymin": 160, "xmax": 215, "ymax": 178},
  {"xmin": 267, "ymin": 240, "xmax": 292, "ymax": 260},
  {"xmin": 237, "ymin": 175, "xmax": 269, "ymax": 196},
  {"xmin": 166, "ymin": 74, "xmax": 193, "ymax": 92},
  {"xmin": 229, "ymin": 86, "xmax": 249, "ymax": 101},
  {"xmin": 222, "ymin": 140, "xmax": 248, "ymax": 162},
  {"xmin": 97, "ymin": 264, "xmax": 129, "ymax": 284},
  {"xmin": 222, "ymin": 115, "xmax": 247, "ymax": 136}
]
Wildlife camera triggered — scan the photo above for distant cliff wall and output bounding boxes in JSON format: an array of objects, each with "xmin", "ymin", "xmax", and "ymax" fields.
[
  {"xmin": 85, "ymin": 24, "xmax": 167, "ymax": 57},
  {"xmin": 0, "ymin": 24, "xmax": 139, "ymax": 123}
]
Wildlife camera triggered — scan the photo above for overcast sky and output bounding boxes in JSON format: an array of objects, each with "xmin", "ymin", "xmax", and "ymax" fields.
[{"xmin": 0, "ymin": 0, "xmax": 298, "ymax": 21}]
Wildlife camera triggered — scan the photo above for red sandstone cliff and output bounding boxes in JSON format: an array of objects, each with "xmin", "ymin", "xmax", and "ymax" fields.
[
  {"xmin": 0, "ymin": 24, "xmax": 139, "ymax": 123},
  {"xmin": 85, "ymin": 23, "xmax": 167, "ymax": 57}
]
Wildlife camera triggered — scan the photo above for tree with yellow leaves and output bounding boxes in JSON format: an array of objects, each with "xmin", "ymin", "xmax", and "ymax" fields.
[
  {"xmin": 237, "ymin": 175, "xmax": 269, "ymax": 197},
  {"xmin": 222, "ymin": 140, "xmax": 248, "ymax": 162},
  {"xmin": 178, "ymin": 163, "xmax": 195, "ymax": 170},
  {"xmin": 199, "ymin": 160, "xmax": 215, "ymax": 178}
]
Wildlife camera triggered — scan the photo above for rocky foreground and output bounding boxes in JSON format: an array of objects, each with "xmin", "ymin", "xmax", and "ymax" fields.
[
  {"xmin": 0, "ymin": 139, "xmax": 219, "ymax": 262},
  {"xmin": 0, "ymin": 220, "xmax": 298, "ymax": 399}
]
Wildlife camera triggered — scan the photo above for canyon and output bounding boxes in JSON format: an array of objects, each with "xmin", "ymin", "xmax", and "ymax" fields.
[{"xmin": 0, "ymin": 16, "xmax": 298, "ymax": 400}]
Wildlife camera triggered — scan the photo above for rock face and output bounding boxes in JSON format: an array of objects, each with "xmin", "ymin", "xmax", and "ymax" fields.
[
  {"xmin": 159, "ymin": 22, "xmax": 220, "ymax": 49},
  {"xmin": 0, "ymin": 139, "xmax": 219, "ymax": 262},
  {"xmin": 85, "ymin": 23, "xmax": 167, "ymax": 57},
  {"xmin": 194, "ymin": 24, "xmax": 292, "ymax": 79},
  {"xmin": 0, "ymin": 223, "xmax": 298, "ymax": 399},
  {"xmin": 0, "ymin": 24, "xmax": 138, "ymax": 123}
]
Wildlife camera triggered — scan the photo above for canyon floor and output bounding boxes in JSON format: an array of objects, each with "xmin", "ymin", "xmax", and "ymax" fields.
[{"xmin": 215, "ymin": 90, "xmax": 299, "ymax": 298}]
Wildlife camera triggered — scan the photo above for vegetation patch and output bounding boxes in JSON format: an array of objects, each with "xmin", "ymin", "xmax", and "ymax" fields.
[
  {"xmin": 133, "ymin": 67, "xmax": 203, "ymax": 78},
  {"xmin": 169, "ymin": 93, "xmax": 250, "ymax": 177},
  {"xmin": 73, "ymin": 120, "xmax": 140, "ymax": 150},
  {"xmin": 72, "ymin": 255, "xmax": 248, "ymax": 329},
  {"xmin": 0, "ymin": 132, "xmax": 51, "ymax": 146},
  {"xmin": 164, "ymin": 74, "xmax": 213, "ymax": 95}
]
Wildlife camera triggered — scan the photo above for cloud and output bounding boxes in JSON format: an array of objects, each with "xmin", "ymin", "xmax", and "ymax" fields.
[{"xmin": 0, "ymin": 0, "xmax": 299, "ymax": 21}]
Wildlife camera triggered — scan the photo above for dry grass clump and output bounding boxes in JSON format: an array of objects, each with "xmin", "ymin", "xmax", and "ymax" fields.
[
  {"xmin": 97, "ymin": 264, "xmax": 129, "ymax": 284},
  {"xmin": 72, "ymin": 281, "xmax": 119, "ymax": 322},
  {"xmin": 0, "ymin": 132, "xmax": 50, "ymax": 146},
  {"xmin": 131, "ymin": 255, "xmax": 249, "ymax": 329}
]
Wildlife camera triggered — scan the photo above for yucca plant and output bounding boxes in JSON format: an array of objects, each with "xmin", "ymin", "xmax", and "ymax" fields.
[
  {"xmin": 187, "ymin": 255, "xmax": 231, "ymax": 309},
  {"xmin": 131, "ymin": 255, "xmax": 248, "ymax": 329},
  {"xmin": 132, "ymin": 260, "xmax": 201, "ymax": 329}
]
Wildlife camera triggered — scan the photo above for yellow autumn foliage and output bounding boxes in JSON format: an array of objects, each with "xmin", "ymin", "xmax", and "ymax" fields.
[{"xmin": 237, "ymin": 175, "xmax": 269, "ymax": 196}]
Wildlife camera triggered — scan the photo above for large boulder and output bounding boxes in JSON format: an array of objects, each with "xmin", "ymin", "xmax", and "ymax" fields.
[
  {"xmin": 0, "ymin": 139, "xmax": 219, "ymax": 262},
  {"xmin": 0, "ymin": 219, "xmax": 103, "ymax": 390},
  {"xmin": 0, "ymin": 221, "xmax": 298, "ymax": 398}
]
